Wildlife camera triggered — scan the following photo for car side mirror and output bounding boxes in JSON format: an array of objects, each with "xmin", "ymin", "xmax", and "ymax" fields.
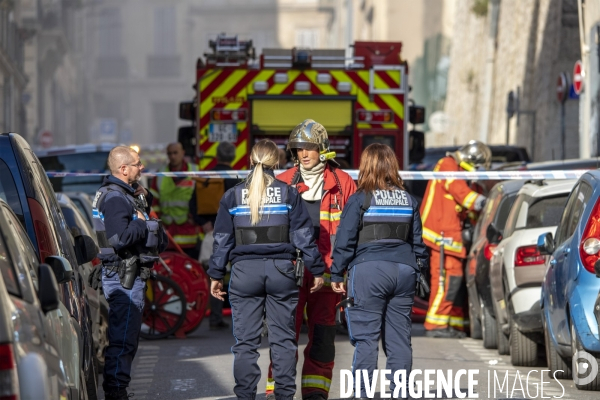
[
  {"xmin": 44, "ymin": 255, "xmax": 73, "ymax": 284},
  {"xmin": 37, "ymin": 264, "xmax": 60, "ymax": 314},
  {"xmin": 594, "ymin": 259, "xmax": 600, "ymax": 278},
  {"xmin": 537, "ymin": 232, "xmax": 555, "ymax": 256},
  {"xmin": 486, "ymin": 223, "xmax": 502, "ymax": 244},
  {"xmin": 75, "ymin": 235, "xmax": 98, "ymax": 265}
]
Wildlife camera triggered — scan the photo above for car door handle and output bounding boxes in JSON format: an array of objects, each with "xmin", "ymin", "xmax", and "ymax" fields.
[
  {"xmin": 550, "ymin": 259, "xmax": 557, "ymax": 267},
  {"xmin": 57, "ymin": 308, "xmax": 63, "ymax": 318},
  {"xmin": 563, "ymin": 248, "xmax": 570, "ymax": 257}
]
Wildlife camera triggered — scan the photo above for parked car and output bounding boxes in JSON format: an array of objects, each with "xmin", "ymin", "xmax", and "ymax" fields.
[
  {"xmin": 466, "ymin": 179, "xmax": 525, "ymax": 347},
  {"xmin": 489, "ymin": 179, "xmax": 574, "ymax": 365},
  {"xmin": 538, "ymin": 170, "xmax": 600, "ymax": 390},
  {"xmin": 61, "ymin": 192, "xmax": 94, "ymax": 227},
  {"xmin": 0, "ymin": 133, "xmax": 100, "ymax": 399},
  {"xmin": 497, "ymin": 157, "xmax": 600, "ymax": 171},
  {"xmin": 0, "ymin": 199, "xmax": 71, "ymax": 400},
  {"xmin": 57, "ymin": 192, "xmax": 109, "ymax": 371}
]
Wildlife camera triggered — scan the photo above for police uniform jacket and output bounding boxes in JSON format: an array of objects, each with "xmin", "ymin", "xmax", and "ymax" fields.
[
  {"xmin": 330, "ymin": 189, "xmax": 429, "ymax": 283},
  {"xmin": 208, "ymin": 171, "xmax": 325, "ymax": 280},
  {"xmin": 98, "ymin": 175, "xmax": 167, "ymax": 260}
]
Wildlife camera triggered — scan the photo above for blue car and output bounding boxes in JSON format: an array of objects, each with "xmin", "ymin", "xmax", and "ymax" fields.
[{"xmin": 538, "ymin": 170, "xmax": 600, "ymax": 391}]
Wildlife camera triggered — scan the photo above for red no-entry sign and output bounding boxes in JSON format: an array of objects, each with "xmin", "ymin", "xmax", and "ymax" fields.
[{"xmin": 573, "ymin": 60, "xmax": 584, "ymax": 95}]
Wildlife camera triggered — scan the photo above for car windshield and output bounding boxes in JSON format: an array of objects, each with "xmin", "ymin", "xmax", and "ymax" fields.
[{"xmin": 38, "ymin": 152, "xmax": 110, "ymax": 195}]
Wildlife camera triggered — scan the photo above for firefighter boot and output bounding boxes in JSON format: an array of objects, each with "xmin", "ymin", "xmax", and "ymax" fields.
[{"xmin": 425, "ymin": 327, "xmax": 466, "ymax": 339}]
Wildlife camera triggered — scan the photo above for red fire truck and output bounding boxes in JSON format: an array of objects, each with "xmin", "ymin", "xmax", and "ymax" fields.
[{"xmin": 179, "ymin": 34, "xmax": 425, "ymax": 170}]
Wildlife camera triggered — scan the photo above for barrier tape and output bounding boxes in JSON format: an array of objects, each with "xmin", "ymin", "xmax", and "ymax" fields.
[{"xmin": 44, "ymin": 170, "xmax": 589, "ymax": 180}]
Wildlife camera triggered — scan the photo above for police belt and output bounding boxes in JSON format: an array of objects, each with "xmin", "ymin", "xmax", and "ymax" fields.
[
  {"xmin": 357, "ymin": 222, "xmax": 410, "ymax": 244},
  {"xmin": 235, "ymin": 225, "xmax": 289, "ymax": 245}
]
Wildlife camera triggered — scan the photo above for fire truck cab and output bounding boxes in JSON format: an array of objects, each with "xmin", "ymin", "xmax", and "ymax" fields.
[{"xmin": 180, "ymin": 34, "xmax": 425, "ymax": 170}]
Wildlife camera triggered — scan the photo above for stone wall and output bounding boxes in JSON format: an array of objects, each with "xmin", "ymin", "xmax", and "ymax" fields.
[{"xmin": 444, "ymin": 0, "xmax": 580, "ymax": 161}]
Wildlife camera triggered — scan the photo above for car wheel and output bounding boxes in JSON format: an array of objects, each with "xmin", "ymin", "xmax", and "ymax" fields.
[
  {"xmin": 510, "ymin": 318, "xmax": 538, "ymax": 366},
  {"xmin": 571, "ymin": 321, "xmax": 600, "ymax": 391},
  {"xmin": 543, "ymin": 314, "xmax": 571, "ymax": 379},
  {"xmin": 497, "ymin": 317, "xmax": 510, "ymax": 355},
  {"xmin": 469, "ymin": 298, "xmax": 482, "ymax": 339},
  {"xmin": 481, "ymin": 305, "xmax": 497, "ymax": 349}
]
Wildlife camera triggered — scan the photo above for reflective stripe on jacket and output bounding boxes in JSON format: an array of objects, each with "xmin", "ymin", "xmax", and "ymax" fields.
[{"xmin": 419, "ymin": 156, "xmax": 485, "ymax": 258}]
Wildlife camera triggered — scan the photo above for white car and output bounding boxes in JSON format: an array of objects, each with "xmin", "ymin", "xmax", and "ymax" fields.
[{"xmin": 488, "ymin": 179, "xmax": 575, "ymax": 366}]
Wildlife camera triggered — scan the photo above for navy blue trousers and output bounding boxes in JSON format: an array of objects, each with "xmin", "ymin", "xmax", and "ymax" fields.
[
  {"xmin": 229, "ymin": 259, "xmax": 299, "ymax": 400},
  {"xmin": 346, "ymin": 261, "xmax": 417, "ymax": 397},
  {"xmin": 102, "ymin": 268, "xmax": 145, "ymax": 393}
]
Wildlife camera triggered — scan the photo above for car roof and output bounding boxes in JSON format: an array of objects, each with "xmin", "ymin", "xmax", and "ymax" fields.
[
  {"xmin": 33, "ymin": 143, "xmax": 116, "ymax": 157},
  {"xmin": 490, "ymin": 179, "xmax": 527, "ymax": 196},
  {"xmin": 518, "ymin": 179, "xmax": 577, "ymax": 198},
  {"xmin": 500, "ymin": 158, "xmax": 600, "ymax": 171}
]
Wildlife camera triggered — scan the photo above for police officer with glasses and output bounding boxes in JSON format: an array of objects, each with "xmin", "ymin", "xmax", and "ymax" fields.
[
  {"xmin": 90, "ymin": 146, "xmax": 168, "ymax": 400},
  {"xmin": 331, "ymin": 143, "xmax": 429, "ymax": 399},
  {"xmin": 208, "ymin": 139, "xmax": 325, "ymax": 400}
]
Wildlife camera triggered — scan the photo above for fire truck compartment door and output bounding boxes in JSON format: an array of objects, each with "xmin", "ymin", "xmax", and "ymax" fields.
[{"xmin": 252, "ymin": 100, "xmax": 352, "ymax": 132}]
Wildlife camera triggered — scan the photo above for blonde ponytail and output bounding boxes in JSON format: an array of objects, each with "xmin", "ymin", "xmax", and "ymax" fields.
[{"xmin": 246, "ymin": 140, "xmax": 280, "ymax": 225}]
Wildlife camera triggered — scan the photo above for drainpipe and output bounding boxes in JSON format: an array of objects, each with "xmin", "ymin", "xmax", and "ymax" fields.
[
  {"xmin": 478, "ymin": 0, "xmax": 501, "ymax": 143},
  {"xmin": 577, "ymin": 0, "xmax": 591, "ymax": 158}
]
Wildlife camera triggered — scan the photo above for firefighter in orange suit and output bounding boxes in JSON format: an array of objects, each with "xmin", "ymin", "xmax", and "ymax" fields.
[
  {"xmin": 421, "ymin": 140, "xmax": 491, "ymax": 338},
  {"xmin": 149, "ymin": 142, "xmax": 201, "ymax": 259},
  {"xmin": 266, "ymin": 119, "xmax": 356, "ymax": 400}
]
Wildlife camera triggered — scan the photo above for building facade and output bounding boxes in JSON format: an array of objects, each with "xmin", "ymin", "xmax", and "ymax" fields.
[{"xmin": 444, "ymin": 0, "xmax": 581, "ymax": 161}]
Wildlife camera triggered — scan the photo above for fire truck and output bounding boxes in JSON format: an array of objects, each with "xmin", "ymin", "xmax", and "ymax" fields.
[{"xmin": 179, "ymin": 34, "xmax": 425, "ymax": 170}]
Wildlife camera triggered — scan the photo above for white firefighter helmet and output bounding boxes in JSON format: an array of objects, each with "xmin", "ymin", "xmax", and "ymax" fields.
[
  {"xmin": 287, "ymin": 119, "xmax": 336, "ymax": 163},
  {"xmin": 452, "ymin": 140, "xmax": 492, "ymax": 171}
]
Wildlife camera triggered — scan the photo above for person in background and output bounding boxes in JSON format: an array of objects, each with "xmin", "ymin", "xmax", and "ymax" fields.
[
  {"xmin": 90, "ymin": 146, "xmax": 168, "ymax": 400},
  {"xmin": 149, "ymin": 142, "xmax": 200, "ymax": 258},
  {"xmin": 420, "ymin": 140, "xmax": 490, "ymax": 338},
  {"xmin": 266, "ymin": 119, "xmax": 356, "ymax": 400},
  {"xmin": 190, "ymin": 141, "xmax": 239, "ymax": 330},
  {"xmin": 330, "ymin": 143, "xmax": 429, "ymax": 398},
  {"xmin": 208, "ymin": 139, "xmax": 324, "ymax": 400}
]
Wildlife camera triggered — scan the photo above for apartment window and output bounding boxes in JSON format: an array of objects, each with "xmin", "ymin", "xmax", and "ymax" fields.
[
  {"xmin": 148, "ymin": 6, "xmax": 179, "ymax": 78},
  {"xmin": 98, "ymin": 8, "xmax": 121, "ymax": 57},
  {"xmin": 154, "ymin": 6, "xmax": 176, "ymax": 55},
  {"xmin": 295, "ymin": 29, "xmax": 319, "ymax": 48}
]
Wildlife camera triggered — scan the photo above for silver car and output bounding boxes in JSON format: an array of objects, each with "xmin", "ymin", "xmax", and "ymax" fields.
[
  {"xmin": 0, "ymin": 198, "xmax": 74, "ymax": 399},
  {"xmin": 56, "ymin": 192, "xmax": 109, "ymax": 371}
]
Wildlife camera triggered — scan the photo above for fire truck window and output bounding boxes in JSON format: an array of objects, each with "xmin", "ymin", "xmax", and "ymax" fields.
[{"xmin": 362, "ymin": 135, "xmax": 395, "ymax": 150}]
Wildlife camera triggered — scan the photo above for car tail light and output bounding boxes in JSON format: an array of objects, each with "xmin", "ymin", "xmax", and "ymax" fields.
[
  {"xmin": 580, "ymin": 197, "xmax": 600, "ymax": 274},
  {"xmin": 0, "ymin": 344, "xmax": 19, "ymax": 400},
  {"xmin": 515, "ymin": 245, "xmax": 545, "ymax": 267},
  {"xmin": 27, "ymin": 198, "xmax": 56, "ymax": 261},
  {"xmin": 356, "ymin": 110, "xmax": 394, "ymax": 123},
  {"xmin": 483, "ymin": 243, "xmax": 497, "ymax": 260}
]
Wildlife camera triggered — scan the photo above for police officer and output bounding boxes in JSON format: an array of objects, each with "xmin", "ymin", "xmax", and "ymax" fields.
[
  {"xmin": 331, "ymin": 143, "xmax": 429, "ymax": 399},
  {"xmin": 208, "ymin": 139, "xmax": 325, "ymax": 400},
  {"xmin": 90, "ymin": 146, "xmax": 168, "ymax": 400}
]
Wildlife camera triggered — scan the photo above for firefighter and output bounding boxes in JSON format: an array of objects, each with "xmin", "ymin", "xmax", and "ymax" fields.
[
  {"xmin": 207, "ymin": 139, "xmax": 325, "ymax": 400},
  {"xmin": 421, "ymin": 140, "xmax": 491, "ymax": 338},
  {"xmin": 331, "ymin": 143, "xmax": 429, "ymax": 398},
  {"xmin": 266, "ymin": 119, "xmax": 357, "ymax": 400},
  {"xmin": 89, "ymin": 146, "xmax": 168, "ymax": 400},
  {"xmin": 149, "ymin": 142, "xmax": 200, "ymax": 258}
]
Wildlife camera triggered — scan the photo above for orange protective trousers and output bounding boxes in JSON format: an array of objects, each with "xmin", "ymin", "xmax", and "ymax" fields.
[{"xmin": 424, "ymin": 249, "xmax": 467, "ymax": 331}]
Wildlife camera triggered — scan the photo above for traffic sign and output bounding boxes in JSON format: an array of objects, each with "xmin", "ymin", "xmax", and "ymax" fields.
[
  {"xmin": 573, "ymin": 60, "xmax": 584, "ymax": 95},
  {"xmin": 98, "ymin": 118, "xmax": 118, "ymax": 142},
  {"xmin": 557, "ymin": 72, "xmax": 569, "ymax": 103},
  {"xmin": 39, "ymin": 130, "xmax": 53, "ymax": 148}
]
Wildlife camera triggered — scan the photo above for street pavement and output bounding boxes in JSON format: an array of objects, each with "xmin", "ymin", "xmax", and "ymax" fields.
[{"xmin": 98, "ymin": 316, "xmax": 597, "ymax": 400}]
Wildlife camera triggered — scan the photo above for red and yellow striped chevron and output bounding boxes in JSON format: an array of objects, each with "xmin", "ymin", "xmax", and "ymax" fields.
[{"xmin": 197, "ymin": 68, "xmax": 406, "ymax": 170}]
